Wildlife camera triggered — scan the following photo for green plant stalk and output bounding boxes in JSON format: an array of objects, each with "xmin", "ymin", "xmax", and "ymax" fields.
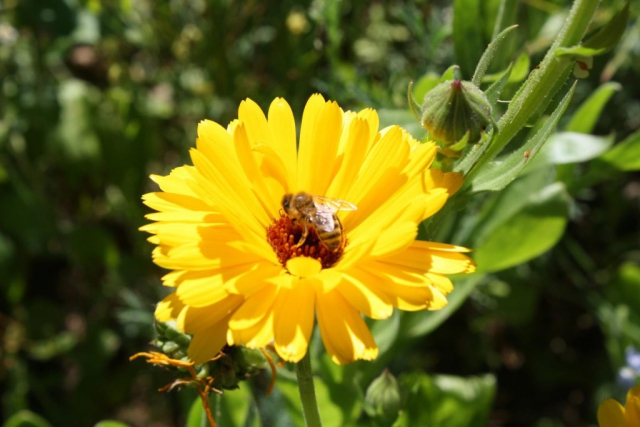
[
  {"xmin": 296, "ymin": 351, "xmax": 323, "ymax": 427},
  {"xmin": 466, "ymin": 0, "xmax": 599, "ymax": 181}
]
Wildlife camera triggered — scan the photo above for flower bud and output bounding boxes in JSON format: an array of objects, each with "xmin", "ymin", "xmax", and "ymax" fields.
[
  {"xmin": 421, "ymin": 78, "xmax": 494, "ymax": 147},
  {"xmin": 364, "ymin": 370, "xmax": 402, "ymax": 424}
]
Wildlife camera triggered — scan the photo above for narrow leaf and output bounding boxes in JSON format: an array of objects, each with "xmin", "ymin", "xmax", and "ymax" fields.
[
  {"xmin": 565, "ymin": 82, "xmax": 620, "ymax": 133},
  {"xmin": 485, "ymin": 63, "xmax": 513, "ymax": 107},
  {"xmin": 472, "ymin": 24, "xmax": 519, "ymax": 86},
  {"xmin": 470, "ymin": 82, "xmax": 576, "ymax": 192}
]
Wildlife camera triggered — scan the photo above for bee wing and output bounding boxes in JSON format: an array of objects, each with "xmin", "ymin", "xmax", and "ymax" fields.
[
  {"xmin": 312, "ymin": 196, "xmax": 358, "ymax": 212},
  {"xmin": 310, "ymin": 205, "xmax": 336, "ymax": 232}
]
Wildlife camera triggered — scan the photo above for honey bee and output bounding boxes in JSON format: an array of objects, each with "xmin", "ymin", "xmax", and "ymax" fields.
[{"xmin": 281, "ymin": 192, "xmax": 357, "ymax": 252}]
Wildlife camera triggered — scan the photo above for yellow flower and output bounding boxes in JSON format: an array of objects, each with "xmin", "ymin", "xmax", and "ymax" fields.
[
  {"xmin": 598, "ymin": 385, "xmax": 640, "ymax": 427},
  {"xmin": 141, "ymin": 95, "xmax": 475, "ymax": 365}
]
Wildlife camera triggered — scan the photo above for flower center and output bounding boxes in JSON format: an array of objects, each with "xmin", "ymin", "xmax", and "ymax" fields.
[{"xmin": 266, "ymin": 213, "xmax": 345, "ymax": 270}]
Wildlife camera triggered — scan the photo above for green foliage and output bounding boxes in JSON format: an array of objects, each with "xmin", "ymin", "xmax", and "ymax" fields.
[
  {"xmin": 394, "ymin": 373, "xmax": 496, "ymax": 427},
  {"xmin": 3, "ymin": 411, "xmax": 51, "ymax": 427},
  {"xmin": 555, "ymin": 1, "xmax": 631, "ymax": 58},
  {"xmin": 474, "ymin": 183, "xmax": 570, "ymax": 273}
]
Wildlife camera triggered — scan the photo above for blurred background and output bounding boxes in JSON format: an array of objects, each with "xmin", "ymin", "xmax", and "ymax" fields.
[{"xmin": 1, "ymin": 0, "xmax": 639, "ymax": 426}]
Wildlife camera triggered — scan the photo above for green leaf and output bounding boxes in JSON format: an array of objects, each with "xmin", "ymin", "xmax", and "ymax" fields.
[
  {"xmin": 597, "ymin": 129, "xmax": 640, "ymax": 171},
  {"xmin": 470, "ymin": 82, "xmax": 576, "ymax": 192},
  {"xmin": 565, "ymin": 82, "xmax": 620, "ymax": 133},
  {"xmin": 185, "ymin": 384, "xmax": 258, "ymax": 427},
  {"xmin": 453, "ymin": 0, "xmax": 484, "ymax": 77},
  {"xmin": 610, "ymin": 262, "xmax": 640, "ymax": 315},
  {"xmin": 186, "ymin": 397, "xmax": 210, "ymax": 427},
  {"xmin": 471, "ymin": 24, "xmax": 518, "ymax": 86},
  {"xmin": 413, "ymin": 73, "xmax": 441, "ymax": 104},
  {"xmin": 94, "ymin": 422, "xmax": 131, "ymax": 427},
  {"xmin": 555, "ymin": 1, "xmax": 630, "ymax": 58},
  {"xmin": 394, "ymin": 373, "xmax": 496, "ymax": 427},
  {"xmin": 537, "ymin": 132, "xmax": 614, "ymax": 165},
  {"xmin": 484, "ymin": 63, "xmax": 513, "ymax": 108},
  {"xmin": 482, "ymin": 50, "xmax": 529, "ymax": 84},
  {"xmin": 3, "ymin": 411, "xmax": 52, "ymax": 427},
  {"xmin": 474, "ymin": 183, "xmax": 570, "ymax": 273},
  {"xmin": 440, "ymin": 65, "xmax": 459, "ymax": 83}
]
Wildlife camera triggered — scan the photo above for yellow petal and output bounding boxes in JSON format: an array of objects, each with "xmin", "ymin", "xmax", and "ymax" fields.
[
  {"xmin": 597, "ymin": 399, "xmax": 626, "ymax": 427},
  {"xmin": 423, "ymin": 169, "xmax": 464, "ymax": 195},
  {"xmin": 232, "ymin": 121, "xmax": 280, "ymax": 217},
  {"xmin": 316, "ymin": 289, "xmax": 378, "ymax": 365},
  {"xmin": 626, "ymin": 393, "xmax": 640, "ymax": 426},
  {"xmin": 238, "ymin": 98, "xmax": 271, "ymax": 146},
  {"xmin": 178, "ymin": 294, "xmax": 244, "ymax": 334},
  {"xmin": 298, "ymin": 99, "xmax": 343, "ymax": 195},
  {"xmin": 188, "ymin": 320, "xmax": 230, "ymax": 364},
  {"xmin": 229, "ymin": 284, "xmax": 278, "ymax": 330},
  {"xmin": 149, "ymin": 166, "xmax": 201, "ymax": 196},
  {"xmin": 273, "ymin": 284, "xmax": 316, "ymax": 362},
  {"xmin": 381, "ymin": 240, "xmax": 476, "ymax": 275},
  {"xmin": 229, "ymin": 311, "xmax": 275, "ymax": 349},
  {"xmin": 403, "ymin": 141, "xmax": 437, "ymax": 177},
  {"xmin": 326, "ymin": 116, "xmax": 371, "ymax": 200},
  {"xmin": 154, "ymin": 242, "xmax": 260, "ymax": 271},
  {"xmin": 286, "ymin": 256, "xmax": 322, "ymax": 278},
  {"xmin": 344, "ymin": 126, "xmax": 410, "ymax": 221},
  {"xmin": 142, "ymin": 191, "xmax": 213, "ymax": 213},
  {"xmin": 427, "ymin": 287, "xmax": 448, "ymax": 310},
  {"xmin": 151, "ymin": 222, "xmax": 240, "ymax": 248},
  {"xmin": 426, "ymin": 273, "xmax": 454, "ymax": 295},
  {"xmin": 189, "ymin": 148, "xmax": 269, "ymax": 242},
  {"xmin": 268, "ymin": 98, "xmax": 297, "ymax": 191},
  {"xmin": 338, "ymin": 270, "xmax": 394, "ymax": 319},
  {"xmin": 161, "ymin": 270, "xmax": 185, "ymax": 287},
  {"xmin": 176, "ymin": 270, "xmax": 227, "ymax": 307},
  {"xmin": 155, "ymin": 292, "xmax": 184, "ymax": 322}
]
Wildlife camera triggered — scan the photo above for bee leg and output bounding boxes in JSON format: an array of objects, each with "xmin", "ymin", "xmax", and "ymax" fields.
[{"xmin": 293, "ymin": 221, "xmax": 308, "ymax": 249}]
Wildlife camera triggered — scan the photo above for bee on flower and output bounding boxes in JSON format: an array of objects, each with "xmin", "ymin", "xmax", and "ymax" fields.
[{"xmin": 141, "ymin": 94, "xmax": 475, "ymax": 366}]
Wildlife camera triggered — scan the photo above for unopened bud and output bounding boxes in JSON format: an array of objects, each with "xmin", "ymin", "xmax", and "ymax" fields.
[
  {"xmin": 365, "ymin": 370, "xmax": 402, "ymax": 424},
  {"xmin": 421, "ymin": 78, "xmax": 494, "ymax": 147}
]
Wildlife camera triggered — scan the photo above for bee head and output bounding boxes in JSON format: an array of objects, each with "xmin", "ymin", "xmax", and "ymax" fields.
[{"xmin": 281, "ymin": 194, "xmax": 292, "ymax": 211}]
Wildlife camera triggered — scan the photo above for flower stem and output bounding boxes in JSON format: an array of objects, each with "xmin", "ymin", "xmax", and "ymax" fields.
[{"xmin": 295, "ymin": 351, "xmax": 323, "ymax": 427}]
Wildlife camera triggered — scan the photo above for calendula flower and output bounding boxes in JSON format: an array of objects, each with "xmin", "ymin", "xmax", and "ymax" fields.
[
  {"xmin": 598, "ymin": 385, "xmax": 640, "ymax": 427},
  {"xmin": 142, "ymin": 94, "xmax": 475, "ymax": 365}
]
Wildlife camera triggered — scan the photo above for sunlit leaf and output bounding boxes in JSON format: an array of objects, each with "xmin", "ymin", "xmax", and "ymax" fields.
[
  {"xmin": 3, "ymin": 411, "xmax": 52, "ymax": 427},
  {"xmin": 413, "ymin": 73, "xmax": 441, "ymax": 104},
  {"xmin": 597, "ymin": 129, "xmax": 640, "ymax": 171},
  {"xmin": 483, "ymin": 50, "xmax": 529, "ymax": 83},
  {"xmin": 394, "ymin": 373, "xmax": 496, "ymax": 427},
  {"xmin": 474, "ymin": 183, "xmax": 570, "ymax": 273},
  {"xmin": 538, "ymin": 132, "xmax": 614, "ymax": 164},
  {"xmin": 472, "ymin": 24, "xmax": 518, "ymax": 86},
  {"xmin": 94, "ymin": 422, "xmax": 131, "ymax": 427},
  {"xmin": 565, "ymin": 82, "xmax": 620, "ymax": 133}
]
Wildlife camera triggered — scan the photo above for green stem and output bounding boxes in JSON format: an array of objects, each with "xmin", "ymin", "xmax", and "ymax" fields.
[
  {"xmin": 295, "ymin": 351, "xmax": 323, "ymax": 427},
  {"xmin": 465, "ymin": 0, "xmax": 599, "ymax": 181}
]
